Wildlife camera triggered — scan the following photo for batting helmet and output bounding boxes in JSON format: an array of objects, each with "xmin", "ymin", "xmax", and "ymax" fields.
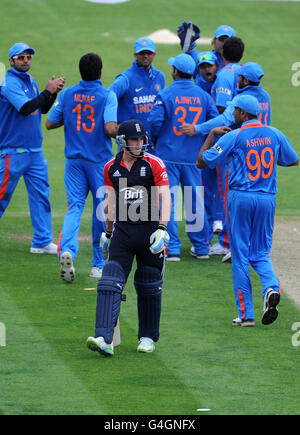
[{"xmin": 116, "ymin": 119, "xmax": 149, "ymax": 158}]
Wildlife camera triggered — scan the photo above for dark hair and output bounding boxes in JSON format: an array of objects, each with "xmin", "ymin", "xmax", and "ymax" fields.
[
  {"xmin": 79, "ymin": 53, "xmax": 102, "ymax": 81},
  {"xmin": 176, "ymin": 69, "xmax": 193, "ymax": 79},
  {"xmin": 222, "ymin": 37, "xmax": 244, "ymax": 63},
  {"xmin": 247, "ymin": 80, "xmax": 260, "ymax": 86}
]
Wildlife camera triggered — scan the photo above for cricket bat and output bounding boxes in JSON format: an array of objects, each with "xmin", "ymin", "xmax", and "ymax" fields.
[
  {"xmin": 113, "ymin": 317, "xmax": 121, "ymax": 347},
  {"xmin": 112, "ymin": 294, "xmax": 126, "ymax": 347}
]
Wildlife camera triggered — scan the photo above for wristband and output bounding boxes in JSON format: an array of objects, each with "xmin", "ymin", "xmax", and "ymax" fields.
[
  {"xmin": 106, "ymin": 230, "xmax": 112, "ymax": 239},
  {"xmin": 158, "ymin": 224, "xmax": 167, "ymax": 231}
]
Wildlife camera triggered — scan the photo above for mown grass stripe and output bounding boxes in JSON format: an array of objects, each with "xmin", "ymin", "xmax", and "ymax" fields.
[{"xmin": 0, "ymin": 287, "xmax": 105, "ymax": 415}]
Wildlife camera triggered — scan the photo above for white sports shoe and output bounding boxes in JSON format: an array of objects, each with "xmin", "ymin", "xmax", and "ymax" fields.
[
  {"xmin": 89, "ymin": 267, "xmax": 103, "ymax": 279},
  {"xmin": 232, "ymin": 317, "xmax": 255, "ymax": 327},
  {"xmin": 30, "ymin": 242, "xmax": 57, "ymax": 254},
  {"xmin": 87, "ymin": 336, "xmax": 114, "ymax": 356},
  {"xmin": 60, "ymin": 251, "xmax": 75, "ymax": 283},
  {"xmin": 209, "ymin": 242, "xmax": 229, "ymax": 256},
  {"xmin": 222, "ymin": 251, "xmax": 232, "ymax": 263},
  {"xmin": 166, "ymin": 254, "xmax": 181, "ymax": 262},
  {"xmin": 190, "ymin": 246, "xmax": 209, "ymax": 260},
  {"xmin": 212, "ymin": 220, "xmax": 223, "ymax": 233},
  {"xmin": 137, "ymin": 337, "xmax": 155, "ymax": 353}
]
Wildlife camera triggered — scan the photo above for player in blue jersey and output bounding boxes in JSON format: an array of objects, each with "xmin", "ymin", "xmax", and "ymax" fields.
[
  {"xmin": 195, "ymin": 51, "xmax": 219, "ymax": 94},
  {"xmin": 193, "ymin": 51, "xmax": 225, "ymax": 241},
  {"xmin": 148, "ymin": 53, "xmax": 219, "ymax": 261},
  {"xmin": 109, "ymin": 37, "xmax": 165, "ymax": 152},
  {"xmin": 188, "ymin": 62, "xmax": 271, "ymax": 137},
  {"xmin": 184, "ymin": 62, "xmax": 271, "ymax": 258},
  {"xmin": 46, "ymin": 53, "xmax": 118, "ymax": 282},
  {"xmin": 211, "ymin": 25, "xmax": 236, "ymax": 69},
  {"xmin": 0, "ymin": 42, "xmax": 65, "ymax": 254},
  {"xmin": 183, "ymin": 62, "xmax": 271, "ymax": 259},
  {"xmin": 197, "ymin": 95, "xmax": 299, "ymax": 326},
  {"xmin": 177, "ymin": 26, "xmax": 241, "ymax": 251},
  {"xmin": 236, "ymin": 62, "xmax": 271, "ymax": 125},
  {"xmin": 203, "ymin": 36, "xmax": 244, "ymax": 256},
  {"xmin": 211, "ymin": 36, "xmax": 245, "ymax": 113}
]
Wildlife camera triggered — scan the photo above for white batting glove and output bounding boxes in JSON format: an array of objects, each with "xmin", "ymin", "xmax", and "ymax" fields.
[
  {"xmin": 100, "ymin": 230, "xmax": 112, "ymax": 259},
  {"xmin": 149, "ymin": 225, "xmax": 170, "ymax": 254}
]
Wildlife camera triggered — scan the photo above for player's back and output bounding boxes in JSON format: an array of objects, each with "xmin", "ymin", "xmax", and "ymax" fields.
[
  {"xmin": 229, "ymin": 122, "xmax": 282, "ymax": 193},
  {"xmin": 239, "ymin": 86, "xmax": 271, "ymax": 125},
  {"xmin": 60, "ymin": 80, "xmax": 112, "ymax": 163},
  {"xmin": 154, "ymin": 79, "xmax": 217, "ymax": 164}
]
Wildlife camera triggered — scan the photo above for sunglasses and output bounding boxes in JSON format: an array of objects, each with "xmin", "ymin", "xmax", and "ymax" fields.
[
  {"xmin": 12, "ymin": 54, "xmax": 33, "ymax": 61},
  {"xmin": 199, "ymin": 55, "xmax": 214, "ymax": 62}
]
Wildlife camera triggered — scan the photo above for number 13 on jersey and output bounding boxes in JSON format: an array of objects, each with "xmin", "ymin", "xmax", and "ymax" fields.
[{"xmin": 72, "ymin": 103, "xmax": 95, "ymax": 133}]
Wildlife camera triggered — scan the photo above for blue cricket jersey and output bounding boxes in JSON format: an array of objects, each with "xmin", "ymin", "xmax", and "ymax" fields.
[
  {"xmin": 203, "ymin": 120, "xmax": 299, "ymax": 194},
  {"xmin": 195, "ymin": 84, "xmax": 272, "ymax": 135},
  {"xmin": 148, "ymin": 78, "xmax": 219, "ymax": 165},
  {"xmin": 186, "ymin": 49, "xmax": 218, "ymax": 94},
  {"xmin": 211, "ymin": 62, "xmax": 240, "ymax": 108},
  {"xmin": 212, "ymin": 50, "xmax": 223, "ymax": 69},
  {"xmin": 47, "ymin": 80, "xmax": 117, "ymax": 163},
  {"xmin": 195, "ymin": 73, "xmax": 215, "ymax": 94},
  {"xmin": 0, "ymin": 68, "xmax": 43, "ymax": 152},
  {"xmin": 109, "ymin": 60, "xmax": 165, "ymax": 143}
]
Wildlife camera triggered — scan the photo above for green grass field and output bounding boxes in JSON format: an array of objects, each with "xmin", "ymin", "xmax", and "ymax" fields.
[{"xmin": 1, "ymin": 0, "xmax": 300, "ymax": 416}]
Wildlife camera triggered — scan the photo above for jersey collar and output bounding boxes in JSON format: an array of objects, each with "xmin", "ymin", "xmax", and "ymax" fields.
[
  {"xmin": 241, "ymin": 119, "xmax": 261, "ymax": 126},
  {"xmin": 9, "ymin": 67, "xmax": 31, "ymax": 80},
  {"xmin": 79, "ymin": 79, "xmax": 102, "ymax": 87}
]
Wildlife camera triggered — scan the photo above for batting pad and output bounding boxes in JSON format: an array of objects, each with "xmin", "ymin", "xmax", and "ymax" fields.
[
  {"xmin": 134, "ymin": 266, "xmax": 163, "ymax": 342},
  {"xmin": 95, "ymin": 261, "xmax": 125, "ymax": 343}
]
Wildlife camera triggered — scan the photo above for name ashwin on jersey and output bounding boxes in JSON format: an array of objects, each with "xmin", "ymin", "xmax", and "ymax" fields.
[{"xmin": 246, "ymin": 137, "xmax": 271, "ymax": 147}]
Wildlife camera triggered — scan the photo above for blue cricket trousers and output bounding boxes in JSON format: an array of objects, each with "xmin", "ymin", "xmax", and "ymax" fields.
[
  {"xmin": 165, "ymin": 162, "xmax": 209, "ymax": 255},
  {"xmin": 58, "ymin": 158, "xmax": 106, "ymax": 268},
  {"xmin": 0, "ymin": 151, "xmax": 53, "ymax": 247},
  {"xmin": 227, "ymin": 189, "xmax": 280, "ymax": 320},
  {"xmin": 202, "ymin": 164, "xmax": 227, "ymax": 244}
]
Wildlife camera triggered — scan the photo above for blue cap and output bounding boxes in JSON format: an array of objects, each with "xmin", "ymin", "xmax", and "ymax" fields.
[
  {"xmin": 215, "ymin": 25, "xmax": 235, "ymax": 39},
  {"xmin": 9, "ymin": 42, "xmax": 35, "ymax": 58},
  {"xmin": 229, "ymin": 94, "xmax": 260, "ymax": 116},
  {"xmin": 236, "ymin": 62, "xmax": 264, "ymax": 82},
  {"xmin": 168, "ymin": 53, "xmax": 196, "ymax": 75},
  {"xmin": 134, "ymin": 37, "xmax": 156, "ymax": 54},
  {"xmin": 197, "ymin": 51, "xmax": 218, "ymax": 66}
]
